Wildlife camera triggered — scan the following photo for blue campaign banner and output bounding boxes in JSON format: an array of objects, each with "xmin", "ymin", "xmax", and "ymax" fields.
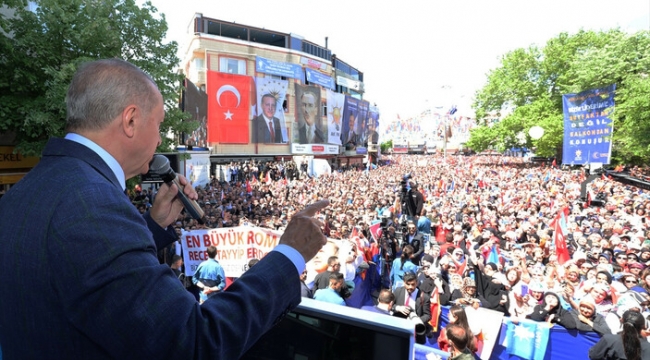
[
  {"xmin": 562, "ymin": 84, "xmax": 615, "ymax": 165},
  {"xmin": 255, "ymin": 56, "xmax": 305, "ymax": 82},
  {"xmin": 305, "ymin": 68, "xmax": 335, "ymax": 89},
  {"xmin": 425, "ymin": 306, "xmax": 600, "ymax": 360},
  {"xmin": 504, "ymin": 319, "xmax": 549, "ymax": 360}
]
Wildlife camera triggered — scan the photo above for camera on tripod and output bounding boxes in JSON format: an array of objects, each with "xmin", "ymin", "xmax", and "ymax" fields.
[{"xmin": 379, "ymin": 215, "xmax": 396, "ymax": 261}]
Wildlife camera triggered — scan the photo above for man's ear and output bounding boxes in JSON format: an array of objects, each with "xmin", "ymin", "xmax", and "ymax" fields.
[{"xmin": 121, "ymin": 104, "xmax": 138, "ymax": 138}]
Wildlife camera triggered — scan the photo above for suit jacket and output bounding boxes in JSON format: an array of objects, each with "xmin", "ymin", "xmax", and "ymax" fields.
[
  {"xmin": 393, "ymin": 286, "xmax": 432, "ymax": 324},
  {"xmin": 254, "ymin": 114, "xmax": 284, "ymax": 143},
  {"xmin": 0, "ymin": 138, "xmax": 300, "ymax": 359},
  {"xmin": 298, "ymin": 124, "xmax": 325, "ymax": 144},
  {"xmin": 342, "ymin": 131, "xmax": 357, "ymax": 146}
]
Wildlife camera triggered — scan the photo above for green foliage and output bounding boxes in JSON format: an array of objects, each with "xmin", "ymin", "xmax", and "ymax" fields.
[
  {"xmin": 0, "ymin": 0, "xmax": 195, "ymax": 156},
  {"xmin": 380, "ymin": 139, "xmax": 393, "ymax": 153},
  {"xmin": 470, "ymin": 29, "xmax": 650, "ymax": 164}
]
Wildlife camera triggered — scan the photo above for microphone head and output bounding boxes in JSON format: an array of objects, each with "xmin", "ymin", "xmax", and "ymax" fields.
[
  {"xmin": 149, "ymin": 154, "xmax": 171, "ymax": 175},
  {"xmin": 149, "ymin": 155, "xmax": 175, "ymax": 183}
]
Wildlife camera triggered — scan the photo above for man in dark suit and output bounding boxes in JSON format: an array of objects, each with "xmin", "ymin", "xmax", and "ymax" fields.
[
  {"xmin": 403, "ymin": 220, "xmax": 425, "ymax": 264},
  {"xmin": 366, "ymin": 121, "xmax": 379, "ymax": 146},
  {"xmin": 254, "ymin": 93, "xmax": 284, "ymax": 143},
  {"xmin": 342, "ymin": 113, "xmax": 358, "ymax": 147},
  {"xmin": 0, "ymin": 59, "xmax": 329, "ymax": 359},
  {"xmin": 392, "ymin": 272, "xmax": 431, "ymax": 343},
  {"xmin": 297, "ymin": 91, "xmax": 324, "ymax": 144},
  {"xmin": 361, "ymin": 289, "xmax": 394, "ymax": 315}
]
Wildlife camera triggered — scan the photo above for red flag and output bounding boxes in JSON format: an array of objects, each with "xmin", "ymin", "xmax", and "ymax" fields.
[
  {"xmin": 265, "ymin": 171, "xmax": 271, "ymax": 184},
  {"xmin": 584, "ymin": 191, "xmax": 592, "ymax": 208},
  {"xmin": 246, "ymin": 179, "xmax": 252, "ymax": 193},
  {"xmin": 429, "ymin": 289, "xmax": 442, "ymax": 332},
  {"xmin": 550, "ymin": 208, "xmax": 571, "ymax": 264},
  {"xmin": 369, "ymin": 222, "xmax": 382, "ymax": 241},
  {"xmin": 551, "ymin": 158, "xmax": 557, "ymax": 168},
  {"xmin": 349, "ymin": 227, "xmax": 370, "ymax": 262},
  {"xmin": 207, "ymin": 71, "xmax": 250, "ymax": 143}
]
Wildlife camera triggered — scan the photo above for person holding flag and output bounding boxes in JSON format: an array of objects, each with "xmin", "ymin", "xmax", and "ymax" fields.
[{"xmin": 549, "ymin": 207, "xmax": 572, "ymax": 265}]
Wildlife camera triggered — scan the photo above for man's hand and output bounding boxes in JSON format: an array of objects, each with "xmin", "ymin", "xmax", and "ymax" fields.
[
  {"xmin": 150, "ymin": 174, "xmax": 198, "ymax": 228},
  {"xmin": 396, "ymin": 305, "xmax": 411, "ymax": 316},
  {"xmin": 279, "ymin": 200, "xmax": 329, "ymax": 262},
  {"xmin": 203, "ymin": 286, "xmax": 220, "ymax": 295}
]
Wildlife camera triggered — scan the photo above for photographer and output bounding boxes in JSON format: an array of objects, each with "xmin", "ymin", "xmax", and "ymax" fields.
[{"xmin": 408, "ymin": 180, "xmax": 425, "ymax": 219}]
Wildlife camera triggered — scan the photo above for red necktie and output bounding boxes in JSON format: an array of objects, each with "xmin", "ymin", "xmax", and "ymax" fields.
[
  {"xmin": 269, "ymin": 121, "xmax": 275, "ymax": 141},
  {"xmin": 406, "ymin": 294, "xmax": 411, "ymax": 307}
]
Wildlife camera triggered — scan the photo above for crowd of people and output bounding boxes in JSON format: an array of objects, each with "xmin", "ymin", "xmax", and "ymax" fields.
[{"xmin": 140, "ymin": 153, "xmax": 650, "ymax": 359}]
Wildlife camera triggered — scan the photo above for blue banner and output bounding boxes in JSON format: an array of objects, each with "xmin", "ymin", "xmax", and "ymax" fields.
[
  {"xmin": 562, "ymin": 84, "xmax": 615, "ymax": 165},
  {"xmin": 255, "ymin": 56, "xmax": 305, "ymax": 82},
  {"xmin": 305, "ymin": 68, "xmax": 335, "ymax": 89},
  {"xmin": 504, "ymin": 319, "xmax": 550, "ymax": 360}
]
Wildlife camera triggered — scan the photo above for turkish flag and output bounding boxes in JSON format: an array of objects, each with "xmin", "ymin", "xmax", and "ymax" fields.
[
  {"xmin": 207, "ymin": 71, "xmax": 250, "ymax": 143},
  {"xmin": 368, "ymin": 222, "xmax": 382, "ymax": 242},
  {"xmin": 550, "ymin": 207, "xmax": 571, "ymax": 264}
]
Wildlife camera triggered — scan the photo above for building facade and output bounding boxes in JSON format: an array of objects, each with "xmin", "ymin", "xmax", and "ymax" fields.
[{"xmin": 179, "ymin": 13, "xmax": 377, "ymax": 170}]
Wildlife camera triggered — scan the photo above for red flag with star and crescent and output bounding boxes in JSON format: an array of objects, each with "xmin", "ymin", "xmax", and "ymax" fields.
[
  {"xmin": 207, "ymin": 71, "xmax": 250, "ymax": 143},
  {"xmin": 549, "ymin": 207, "xmax": 571, "ymax": 264}
]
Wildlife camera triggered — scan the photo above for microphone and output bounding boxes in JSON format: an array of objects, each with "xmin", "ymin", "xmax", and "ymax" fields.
[{"xmin": 149, "ymin": 155, "xmax": 205, "ymax": 224}]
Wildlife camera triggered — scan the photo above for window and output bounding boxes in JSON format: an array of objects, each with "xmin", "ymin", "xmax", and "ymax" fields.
[
  {"xmin": 193, "ymin": 58, "xmax": 205, "ymax": 70},
  {"xmin": 220, "ymin": 57, "xmax": 246, "ymax": 75}
]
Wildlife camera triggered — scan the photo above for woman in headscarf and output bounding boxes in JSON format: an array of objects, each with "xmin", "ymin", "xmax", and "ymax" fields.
[
  {"xmin": 529, "ymin": 291, "xmax": 576, "ymax": 328},
  {"xmin": 527, "ymin": 280, "xmax": 546, "ymax": 307},
  {"xmin": 566, "ymin": 297, "xmax": 611, "ymax": 336},
  {"xmin": 565, "ymin": 264, "xmax": 583, "ymax": 290},
  {"xmin": 450, "ymin": 277, "xmax": 486, "ymax": 310}
]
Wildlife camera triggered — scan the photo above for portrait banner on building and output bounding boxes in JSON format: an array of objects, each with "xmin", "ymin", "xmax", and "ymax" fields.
[
  {"xmin": 182, "ymin": 78, "xmax": 208, "ymax": 147},
  {"xmin": 206, "ymin": 71, "xmax": 251, "ymax": 143},
  {"xmin": 341, "ymin": 96, "xmax": 359, "ymax": 149},
  {"xmin": 293, "ymin": 84, "xmax": 326, "ymax": 145},
  {"xmin": 562, "ymin": 84, "xmax": 615, "ymax": 165},
  {"xmin": 367, "ymin": 105, "xmax": 380, "ymax": 147},
  {"xmin": 253, "ymin": 77, "xmax": 289, "ymax": 143},
  {"xmin": 356, "ymin": 100, "xmax": 370, "ymax": 153},
  {"xmin": 326, "ymin": 89, "xmax": 345, "ymax": 145}
]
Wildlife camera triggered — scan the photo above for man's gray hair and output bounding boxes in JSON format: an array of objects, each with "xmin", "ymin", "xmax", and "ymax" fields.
[{"xmin": 66, "ymin": 58, "xmax": 158, "ymax": 132}]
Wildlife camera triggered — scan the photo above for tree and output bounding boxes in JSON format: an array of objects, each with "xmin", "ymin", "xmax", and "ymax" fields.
[
  {"xmin": 380, "ymin": 139, "xmax": 393, "ymax": 153},
  {"xmin": 469, "ymin": 29, "xmax": 650, "ymax": 164},
  {"xmin": 0, "ymin": 0, "xmax": 195, "ymax": 156}
]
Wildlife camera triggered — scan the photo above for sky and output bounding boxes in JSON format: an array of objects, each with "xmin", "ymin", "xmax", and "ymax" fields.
[{"xmin": 148, "ymin": 0, "xmax": 650, "ymax": 122}]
